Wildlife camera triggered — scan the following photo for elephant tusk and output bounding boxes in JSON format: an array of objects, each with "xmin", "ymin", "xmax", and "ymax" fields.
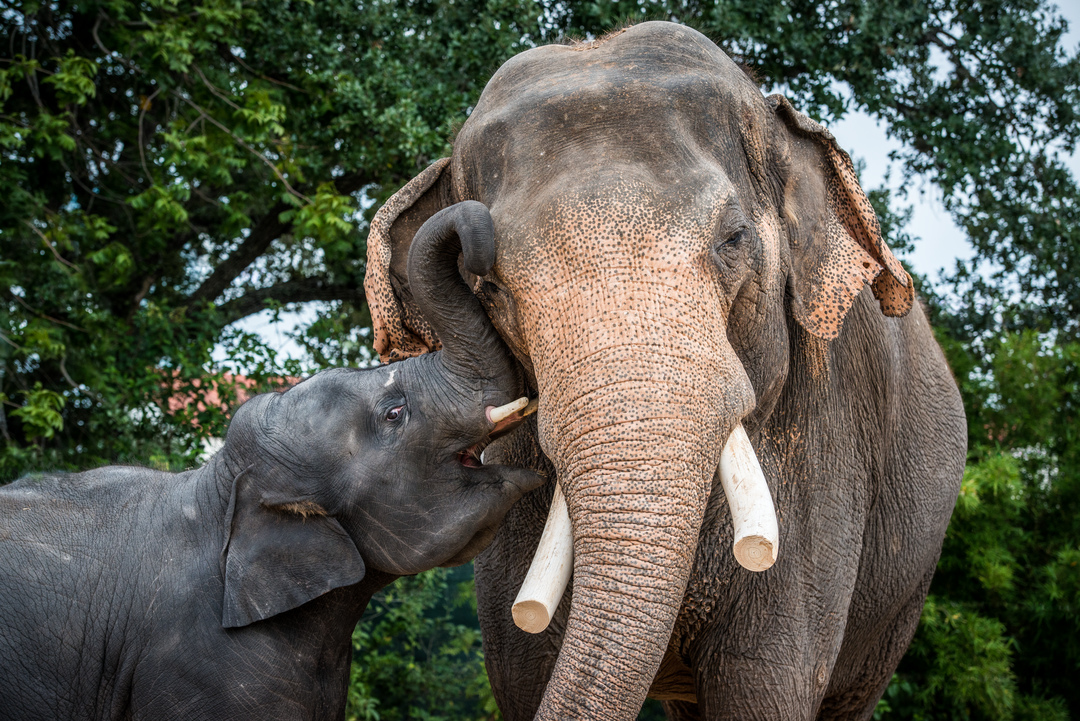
[
  {"xmin": 512, "ymin": 482, "xmax": 573, "ymax": 634},
  {"xmin": 719, "ymin": 424, "xmax": 779, "ymax": 572},
  {"xmin": 487, "ymin": 397, "xmax": 529, "ymax": 424}
]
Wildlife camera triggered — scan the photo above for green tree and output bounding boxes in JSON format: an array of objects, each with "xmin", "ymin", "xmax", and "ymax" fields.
[
  {"xmin": 346, "ymin": 566, "xmax": 502, "ymax": 721},
  {"xmin": 875, "ymin": 332, "xmax": 1080, "ymax": 720},
  {"xmin": 1, "ymin": 0, "xmax": 552, "ymax": 477},
  {"xmin": 4, "ymin": 1, "xmax": 1079, "ymax": 719}
]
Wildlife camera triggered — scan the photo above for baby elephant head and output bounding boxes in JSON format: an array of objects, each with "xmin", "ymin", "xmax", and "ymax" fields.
[{"xmin": 219, "ymin": 202, "xmax": 542, "ymax": 629}]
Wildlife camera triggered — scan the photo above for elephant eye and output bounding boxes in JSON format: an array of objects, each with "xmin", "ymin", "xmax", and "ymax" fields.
[
  {"xmin": 711, "ymin": 227, "xmax": 748, "ymax": 271},
  {"xmin": 385, "ymin": 405, "xmax": 404, "ymax": 422},
  {"xmin": 719, "ymin": 228, "xmax": 747, "ymax": 250}
]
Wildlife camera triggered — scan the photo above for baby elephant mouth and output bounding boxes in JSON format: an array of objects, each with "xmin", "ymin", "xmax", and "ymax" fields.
[{"xmin": 457, "ymin": 397, "xmax": 538, "ymax": 467}]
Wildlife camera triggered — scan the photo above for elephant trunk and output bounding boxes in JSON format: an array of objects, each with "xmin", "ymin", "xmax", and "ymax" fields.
[
  {"xmin": 537, "ymin": 396, "xmax": 714, "ymax": 717},
  {"xmin": 408, "ymin": 201, "xmax": 520, "ymax": 402},
  {"xmin": 509, "ymin": 243, "xmax": 757, "ymax": 716},
  {"xmin": 514, "ymin": 421, "xmax": 777, "ymax": 634},
  {"xmin": 527, "ymin": 338, "xmax": 751, "ymax": 718}
]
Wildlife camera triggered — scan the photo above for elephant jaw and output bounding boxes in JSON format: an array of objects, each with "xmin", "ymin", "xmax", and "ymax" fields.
[{"xmin": 511, "ymin": 423, "xmax": 778, "ymax": 633}]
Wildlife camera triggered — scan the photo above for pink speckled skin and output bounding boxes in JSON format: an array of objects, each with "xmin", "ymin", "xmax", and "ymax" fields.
[{"xmin": 366, "ymin": 22, "xmax": 964, "ymax": 721}]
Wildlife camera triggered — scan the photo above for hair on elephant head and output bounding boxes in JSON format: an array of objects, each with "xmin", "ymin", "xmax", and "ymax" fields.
[
  {"xmin": 365, "ymin": 21, "xmax": 964, "ymax": 721},
  {"xmin": 220, "ymin": 201, "xmax": 542, "ymax": 628}
]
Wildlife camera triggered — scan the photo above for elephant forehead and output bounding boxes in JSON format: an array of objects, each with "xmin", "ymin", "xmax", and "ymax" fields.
[
  {"xmin": 495, "ymin": 178, "xmax": 729, "ymax": 286},
  {"xmin": 456, "ymin": 25, "xmax": 766, "ymax": 206}
]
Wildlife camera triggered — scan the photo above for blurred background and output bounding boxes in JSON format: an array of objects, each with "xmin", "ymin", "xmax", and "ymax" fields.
[{"xmin": 2, "ymin": 1, "xmax": 1078, "ymax": 718}]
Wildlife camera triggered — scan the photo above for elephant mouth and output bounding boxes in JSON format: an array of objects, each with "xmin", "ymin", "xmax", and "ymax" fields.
[
  {"xmin": 458, "ymin": 442, "xmax": 487, "ymax": 468},
  {"xmin": 457, "ymin": 397, "xmax": 538, "ymax": 467}
]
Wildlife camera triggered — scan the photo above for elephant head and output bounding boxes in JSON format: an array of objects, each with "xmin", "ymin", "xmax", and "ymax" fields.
[
  {"xmin": 219, "ymin": 202, "xmax": 541, "ymax": 629},
  {"xmin": 365, "ymin": 22, "xmax": 912, "ymax": 718}
]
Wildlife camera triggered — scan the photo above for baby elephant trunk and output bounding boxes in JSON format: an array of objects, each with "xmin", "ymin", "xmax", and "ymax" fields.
[{"xmin": 407, "ymin": 201, "xmax": 521, "ymax": 404}]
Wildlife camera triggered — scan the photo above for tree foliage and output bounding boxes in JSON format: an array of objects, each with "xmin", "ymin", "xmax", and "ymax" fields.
[
  {"xmin": 1, "ymin": 0, "xmax": 549, "ymax": 476},
  {"xmin": 346, "ymin": 566, "xmax": 501, "ymax": 721},
  {"xmin": 2, "ymin": 1, "xmax": 1078, "ymax": 719},
  {"xmin": 875, "ymin": 331, "xmax": 1080, "ymax": 721}
]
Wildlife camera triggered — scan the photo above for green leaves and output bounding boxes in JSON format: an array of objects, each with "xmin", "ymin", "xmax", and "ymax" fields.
[
  {"xmin": 9, "ymin": 383, "xmax": 65, "ymax": 441},
  {"xmin": 87, "ymin": 242, "xmax": 136, "ymax": 288},
  {"xmin": 128, "ymin": 184, "xmax": 191, "ymax": 235},
  {"xmin": 281, "ymin": 183, "xmax": 358, "ymax": 254},
  {"xmin": 919, "ymin": 598, "xmax": 1018, "ymax": 719},
  {"xmin": 347, "ymin": 567, "xmax": 499, "ymax": 721},
  {"xmin": 882, "ymin": 331, "xmax": 1080, "ymax": 719},
  {"xmin": 41, "ymin": 51, "xmax": 98, "ymax": 106}
]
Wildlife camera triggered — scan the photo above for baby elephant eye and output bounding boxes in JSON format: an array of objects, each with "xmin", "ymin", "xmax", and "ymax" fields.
[{"xmin": 385, "ymin": 405, "xmax": 404, "ymax": 422}]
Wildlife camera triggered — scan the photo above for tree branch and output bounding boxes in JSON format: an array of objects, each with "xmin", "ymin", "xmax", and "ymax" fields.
[
  {"xmin": 189, "ymin": 203, "xmax": 291, "ymax": 305},
  {"xmin": 217, "ymin": 277, "xmax": 366, "ymax": 325},
  {"xmin": 188, "ymin": 171, "xmax": 371, "ymax": 304}
]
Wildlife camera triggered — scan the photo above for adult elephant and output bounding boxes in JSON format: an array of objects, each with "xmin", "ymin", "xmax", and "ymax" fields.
[{"xmin": 365, "ymin": 21, "xmax": 966, "ymax": 720}]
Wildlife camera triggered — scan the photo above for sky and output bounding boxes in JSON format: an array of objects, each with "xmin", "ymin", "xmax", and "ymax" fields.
[
  {"xmin": 833, "ymin": 1, "xmax": 1080, "ymax": 281},
  {"xmin": 225, "ymin": 5, "xmax": 1080, "ymax": 367}
]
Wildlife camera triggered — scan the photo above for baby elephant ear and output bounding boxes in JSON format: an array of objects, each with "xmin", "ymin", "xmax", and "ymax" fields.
[
  {"xmin": 768, "ymin": 94, "xmax": 914, "ymax": 340},
  {"xmin": 365, "ymin": 157, "xmax": 456, "ymax": 364},
  {"xmin": 220, "ymin": 471, "xmax": 366, "ymax": 629}
]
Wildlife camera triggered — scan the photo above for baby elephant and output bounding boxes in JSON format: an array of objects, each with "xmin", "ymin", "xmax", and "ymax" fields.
[{"xmin": 0, "ymin": 202, "xmax": 539, "ymax": 720}]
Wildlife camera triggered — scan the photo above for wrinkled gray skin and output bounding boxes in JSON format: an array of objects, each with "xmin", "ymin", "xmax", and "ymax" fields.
[
  {"xmin": 0, "ymin": 204, "xmax": 542, "ymax": 721},
  {"xmin": 374, "ymin": 22, "xmax": 967, "ymax": 721}
]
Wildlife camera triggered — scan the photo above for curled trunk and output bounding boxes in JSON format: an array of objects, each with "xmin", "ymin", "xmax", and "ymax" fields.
[{"xmin": 407, "ymin": 201, "xmax": 520, "ymax": 399}]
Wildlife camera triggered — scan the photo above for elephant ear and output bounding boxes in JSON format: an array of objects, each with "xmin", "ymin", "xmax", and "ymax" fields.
[
  {"xmin": 768, "ymin": 95, "xmax": 914, "ymax": 340},
  {"xmin": 365, "ymin": 158, "xmax": 456, "ymax": 363},
  {"xmin": 220, "ymin": 470, "xmax": 366, "ymax": 629}
]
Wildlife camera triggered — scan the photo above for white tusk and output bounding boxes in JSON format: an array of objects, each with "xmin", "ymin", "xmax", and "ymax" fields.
[
  {"xmin": 719, "ymin": 424, "xmax": 779, "ymax": 572},
  {"xmin": 512, "ymin": 483, "xmax": 573, "ymax": 634},
  {"xmin": 487, "ymin": 396, "xmax": 529, "ymax": 424}
]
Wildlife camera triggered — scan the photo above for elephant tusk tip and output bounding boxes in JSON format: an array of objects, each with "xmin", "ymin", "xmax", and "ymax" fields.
[
  {"xmin": 512, "ymin": 599, "xmax": 553, "ymax": 634},
  {"xmin": 512, "ymin": 484, "xmax": 573, "ymax": 635},
  {"xmin": 720, "ymin": 423, "xmax": 780, "ymax": 572},
  {"xmin": 733, "ymin": 535, "xmax": 778, "ymax": 572}
]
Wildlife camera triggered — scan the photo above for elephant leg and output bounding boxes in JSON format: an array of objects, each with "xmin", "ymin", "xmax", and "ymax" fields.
[
  {"xmin": 691, "ymin": 649, "xmax": 822, "ymax": 721},
  {"xmin": 684, "ymin": 559, "xmax": 856, "ymax": 720},
  {"xmin": 474, "ymin": 476, "xmax": 570, "ymax": 721},
  {"xmin": 815, "ymin": 568, "xmax": 935, "ymax": 721},
  {"xmin": 663, "ymin": 700, "xmax": 703, "ymax": 720}
]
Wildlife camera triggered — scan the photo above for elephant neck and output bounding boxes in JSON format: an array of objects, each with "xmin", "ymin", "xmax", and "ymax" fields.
[{"xmin": 353, "ymin": 569, "xmax": 399, "ymax": 609}]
